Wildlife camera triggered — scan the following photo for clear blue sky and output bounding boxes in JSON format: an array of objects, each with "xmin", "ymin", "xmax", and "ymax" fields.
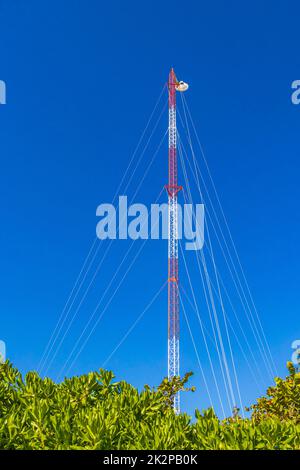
[{"xmin": 0, "ymin": 0, "xmax": 299, "ymax": 417}]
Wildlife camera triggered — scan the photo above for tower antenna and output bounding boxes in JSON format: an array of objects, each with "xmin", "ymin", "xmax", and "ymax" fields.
[{"xmin": 165, "ymin": 69, "xmax": 188, "ymax": 413}]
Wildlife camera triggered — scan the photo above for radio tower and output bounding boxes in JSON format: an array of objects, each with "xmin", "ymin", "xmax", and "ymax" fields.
[{"xmin": 166, "ymin": 69, "xmax": 188, "ymax": 413}]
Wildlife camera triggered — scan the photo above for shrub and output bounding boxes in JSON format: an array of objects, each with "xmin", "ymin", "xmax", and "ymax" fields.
[
  {"xmin": 248, "ymin": 361, "xmax": 300, "ymax": 424},
  {"xmin": 0, "ymin": 361, "xmax": 299, "ymax": 450}
]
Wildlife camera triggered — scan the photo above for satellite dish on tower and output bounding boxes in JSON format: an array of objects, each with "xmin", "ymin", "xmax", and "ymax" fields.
[{"xmin": 175, "ymin": 81, "xmax": 189, "ymax": 92}]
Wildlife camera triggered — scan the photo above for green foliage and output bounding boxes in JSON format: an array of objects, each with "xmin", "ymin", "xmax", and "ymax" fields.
[
  {"xmin": 156, "ymin": 371, "xmax": 195, "ymax": 410},
  {"xmin": 248, "ymin": 361, "xmax": 300, "ymax": 424},
  {"xmin": 0, "ymin": 361, "xmax": 299, "ymax": 450}
]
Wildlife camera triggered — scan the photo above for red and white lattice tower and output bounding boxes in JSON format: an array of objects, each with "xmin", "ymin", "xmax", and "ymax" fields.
[{"xmin": 165, "ymin": 69, "xmax": 186, "ymax": 413}]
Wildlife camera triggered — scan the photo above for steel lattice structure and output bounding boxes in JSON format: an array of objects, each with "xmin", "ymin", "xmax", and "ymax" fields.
[{"xmin": 166, "ymin": 69, "xmax": 182, "ymax": 414}]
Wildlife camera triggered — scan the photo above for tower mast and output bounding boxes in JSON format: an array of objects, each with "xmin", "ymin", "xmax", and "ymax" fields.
[{"xmin": 166, "ymin": 68, "xmax": 182, "ymax": 413}]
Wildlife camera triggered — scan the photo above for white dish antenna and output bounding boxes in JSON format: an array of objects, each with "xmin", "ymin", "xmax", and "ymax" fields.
[{"xmin": 175, "ymin": 81, "xmax": 189, "ymax": 92}]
